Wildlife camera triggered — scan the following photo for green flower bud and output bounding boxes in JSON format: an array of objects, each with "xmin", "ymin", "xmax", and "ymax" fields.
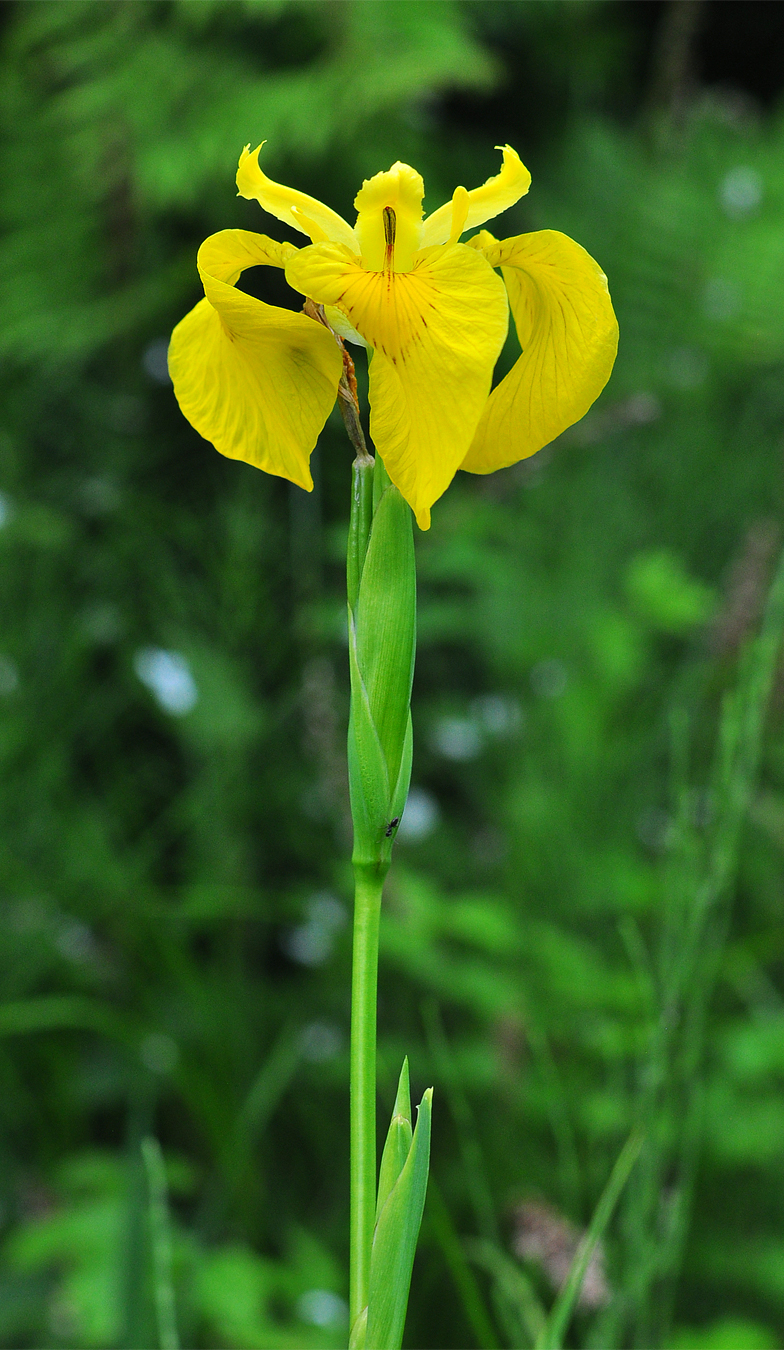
[{"xmin": 347, "ymin": 457, "xmax": 416, "ymax": 870}]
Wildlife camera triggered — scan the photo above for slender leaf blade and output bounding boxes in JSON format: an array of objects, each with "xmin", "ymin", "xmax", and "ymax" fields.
[
  {"xmin": 347, "ymin": 603, "xmax": 391, "ymax": 861},
  {"xmin": 366, "ymin": 1088, "xmax": 433, "ymax": 1350},
  {"xmin": 536, "ymin": 1128, "xmax": 644, "ymax": 1350},
  {"xmin": 347, "ymin": 454, "xmax": 375, "ymax": 613},
  {"xmin": 376, "ymin": 1059, "xmax": 413, "ymax": 1222}
]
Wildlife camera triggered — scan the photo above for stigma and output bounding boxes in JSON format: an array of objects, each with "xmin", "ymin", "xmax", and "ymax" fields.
[{"xmin": 383, "ymin": 206, "xmax": 396, "ymax": 271}]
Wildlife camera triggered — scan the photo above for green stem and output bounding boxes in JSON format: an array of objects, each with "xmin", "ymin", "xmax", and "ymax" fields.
[
  {"xmin": 350, "ymin": 861, "xmax": 387, "ymax": 1325},
  {"xmin": 141, "ymin": 1136, "xmax": 179, "ymax": 1350}
]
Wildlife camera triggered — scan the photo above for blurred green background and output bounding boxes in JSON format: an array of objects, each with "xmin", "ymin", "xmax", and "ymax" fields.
[{"xmin": 2, "ymin": 1, "xmax": 784, "ymax": 1346}]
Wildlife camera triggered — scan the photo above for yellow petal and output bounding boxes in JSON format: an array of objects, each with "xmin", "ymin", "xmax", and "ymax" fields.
[
  {"xmin": 420, "ymin": 145, "xmax": 531, "ymax": 248},
  {"xmin": 169, "ymin": 229, "xmax": 343, "ymax": 489},
  {"xmin": 236, "ymin": 143, "xmax": 359, "ymax": 252},
  {"xmin": 197, "ymin": 227, "xmax": 296, "ymax": 283},
  {"xmin": 286, "ymin": 241, "xmax": 508, "ymax": 528},
  {"xmin": 353, "ymin": 162, "xmax": 425, "ymax": 273},
  {"xmin": 461, "ymin": 229, "xmax": 619, "ymax": 474},
  {"xmin": 447, "ymin": 186, "xmax": 470, "ymax": 245}
]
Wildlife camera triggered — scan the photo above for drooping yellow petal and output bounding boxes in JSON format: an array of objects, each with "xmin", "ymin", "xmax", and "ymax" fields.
[
  {"xmin": 353, "ymin": 162, "xmax": 425, "ymax": 273},
  {"xmin": 197, "ymin": 227, "xmax": 296, "ymax": 284},
  {"xmin": 168, "ymin": 229, "xmax": 343, "ymax": 490},
  {"xmin": 461, "ymin": 229, "xmax": 618, "ymax": 474},
  {"xmin": 236, "ymin": 144, "xmax": 359, "ymax": 252},
  {"xmin": 420, "ymin": 145, "xmax": 532, "ymax": 248},
  {"xmin": 286, "ymin": 241, "xmax": 508, "ymax": 528}
]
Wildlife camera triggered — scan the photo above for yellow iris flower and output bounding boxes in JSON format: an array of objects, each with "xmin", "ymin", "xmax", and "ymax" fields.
[{"xmin": 169, "ymin": 144, "xmax": 618, "ymax": 529}]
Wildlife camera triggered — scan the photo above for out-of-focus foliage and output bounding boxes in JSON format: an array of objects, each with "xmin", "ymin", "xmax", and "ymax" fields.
[{"xmin": 2, "ymin": 2, "xmax": 784, "ymax": 1348}]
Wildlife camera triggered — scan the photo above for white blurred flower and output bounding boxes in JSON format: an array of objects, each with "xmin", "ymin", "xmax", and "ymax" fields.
[
  {"xmin": 55, "ymin": 920, "xmax": 99, "ymax": 965},
  {"xmin": 636, "ymin": 807, "xmax": 673, "ymax": 853},
  {"xmin": 282, "ymin": 893, "xmax": 347, "ymax": 967},
  {"xmin": 530, "ymin": 659, "xmax": 568, "ymax": 699},
  {"xmin": 0, "ymin": 656, "xmax": 19, "ymax": 695},
  {"xmin": 397, "ymin": 787, "xmax": 439, "ymax": 842},
  {"xmin": 140, "ymin": 1032, "xmax": 180, "ymax": 1075},
  {"xmin": 296, "ymin": 1290, "xmax": 348, "ymax": 1328},
  {"xmin": 134, "ymin": 648, "xmax": 198, "ymax": 715},
  {"xmin": 142, "ymin": 338, "xmax": 173, "ymax": 384},
  {"xmin": 668, "ymin": 347, "xmax": 709, "ymax": 390},
  {"xmin": 471, "ymin": 693, "xmax": 523, "ymax": 737},
  {"xmin": 719, "ymin": 166, "xmax": 762, "ymax": 219},
  {"xmin": 702, "ymin": 277, "xmax": 740, "ymax": 322},
  {"xmin": 300, "ymin": 1021, "xmax": 343, "ymax": 1062},
  {"xmin": 623, "ymin": 391, "xmax": 662, "ymax": 424},
  {"xmin": 431, "ymin": 715, "xmax": 482, "ymax": 762}
]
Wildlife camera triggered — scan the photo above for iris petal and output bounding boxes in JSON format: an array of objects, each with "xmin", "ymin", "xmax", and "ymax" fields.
[
  {"xmin": 286, "ymin": 241, "xmax": 508, "ymax": 528},
  {"xmin": 353, "ymin": 162, "xmax": 424, "ymax": 272},
  {"xmin": 461, "ymin": 229, "xmax": 618, "ymax": 473},
  {"xmin": 169, "ymin": 229, "xmax": 343, "ymax": 490},
  {"xmin": 237, "ymin": 144, "xmax": 359, "ymax": 251},
  {"xmin": 420, "ymin": 145, "xmax": 531, "ymax": 248}
]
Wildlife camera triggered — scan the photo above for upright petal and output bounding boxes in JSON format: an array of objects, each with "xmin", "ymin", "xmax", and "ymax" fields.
[
  {"xmin": 286, "ymin": 241, "xmax": 508, "ymax": 528},
  {"xmin": 461, "ymin": 229, "xmax": 618, "ymax": 474},
  {"xmin": 353, "ymin": 162, "xmax": 425, "ymax": 273},
  {"xmin": 237, "ymin": 144, "xmax": 359, "ymax": 251},
  {"xmin": 169, "ymin": 229, "xmax": 343, "ymax": 490},
  {"xmin": 420, "ymin": 145, "xmax": 531, "ymax": 248}
]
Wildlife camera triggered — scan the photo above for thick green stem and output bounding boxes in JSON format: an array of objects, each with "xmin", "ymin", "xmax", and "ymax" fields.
[
  {"xmin": 343, "ymin": 383, "xmax": 415, "ymax": 1334},
  {"xmin": 350, "ymin": 861, "xmax": 387, "ymax": 1325}
]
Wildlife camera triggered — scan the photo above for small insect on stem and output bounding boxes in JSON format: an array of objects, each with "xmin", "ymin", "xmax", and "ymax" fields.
[
  {"xmin": 385, "ymin": 817, "xmax": 400, "ymax": 838},
  {"xmin": 383, "ymin": 206, "xmax": 396, "ymax": 272}
]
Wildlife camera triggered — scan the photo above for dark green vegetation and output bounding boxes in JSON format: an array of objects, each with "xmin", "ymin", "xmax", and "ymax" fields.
[{"xmin": 2, "ymin": 2, "xmax": 784, "ymax": 1346}]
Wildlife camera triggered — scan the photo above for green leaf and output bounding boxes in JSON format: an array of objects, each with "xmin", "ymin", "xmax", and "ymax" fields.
[
  {"xmin": 355, "ymin": 483, "xmax": 416, "ymax": 804},
  {"xmin": 0, "ymin": 996, "xmax": 128, "ymax": 1043},
  {"xmin": 366, "ymin": 1087, "xmax": 433, "ymax": 1350},
  {"xmin": 625, "ymin": 550, "xmax": 716, "ymax": 634},
  {"xmin": 466, "ymin": 1237, "xmax": 545, "ymax": 1348},
  {"xmin": 349, "ymin": 1305, "xmax": 367, "ymax": 1349},
  {"xmin": 141, "ymin": 1137, "xmax": 179, "ymax": 1350},
  {"xmin": 381, "ymin": 712, "xmax": 413, "ymax": 861},
  {"xmin": 536, "ymin": 1128, "xmax": 643, "ymax": 1350},
  {"xmin": 372, "ymin": 451, "xmax": 391, "ymax": 513},
  {"xmin": 390, "ymin": 712, "xmax": 413, "ymax": 826},
  {"xmin": 347, "ymin": 455, "xmax": 375, "ymax": 614},
  {"xmin": 375, "ymin": 1059, "xmax": 413, "ymax": 1223},
  {"xmin": 347, "ymin": 603, "xmax": 392, "ymax": 863}
]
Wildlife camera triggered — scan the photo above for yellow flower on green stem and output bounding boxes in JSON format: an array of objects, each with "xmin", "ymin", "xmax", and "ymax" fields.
[{"xmin": 169, "ymin": 144, "xmax": 618, "ymax": 529}]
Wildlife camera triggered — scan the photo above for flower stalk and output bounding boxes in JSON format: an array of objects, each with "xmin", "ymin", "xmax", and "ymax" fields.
[
  {"xmin": 349, "ymin": 861, "xmax": 384, "ymax": 1326},
  {"xmin": 342, "ymin": 392, "xmax": 430, "ymax": 1346}
]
